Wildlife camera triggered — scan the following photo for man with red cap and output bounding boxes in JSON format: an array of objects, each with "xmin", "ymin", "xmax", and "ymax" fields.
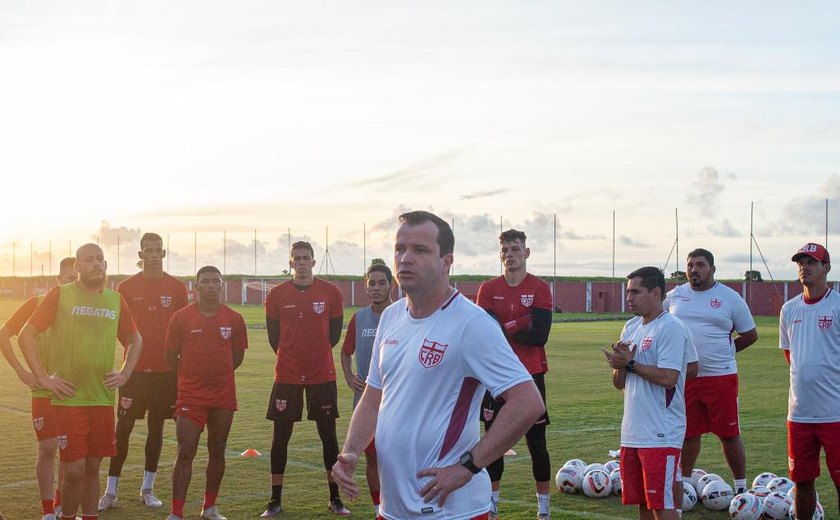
[{"xmin": 779, "ymin": 242, "xmax": 840, "ymax": 519}]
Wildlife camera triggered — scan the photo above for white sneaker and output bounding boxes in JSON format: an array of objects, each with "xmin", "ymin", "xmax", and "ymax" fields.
[
  {"xmin": 200, "ymin": 505, "xmax": 228, "ymax": 520},
  {"xmin": 166, "ymin": 515, "xmax": 184, "ymax": 520},
  {"xmin": 42, "ymin": 514, "xmax": 56, "ymax": 520},
  {"xmin": 139, "ymin": 489, "xmax": 163, "ymax": 508},
  {"xmin": 54, "ymin": 505, "xmax": 61, "ymax": 517},
  {"xmin": 97, "ymin": 492, "xmax": 118, "ymax": 512}
]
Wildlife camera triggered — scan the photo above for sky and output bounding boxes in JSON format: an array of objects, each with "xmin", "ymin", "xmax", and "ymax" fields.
[{"xmin": 1, "ymin": 1, "xmax": 839, "ymax": 280}]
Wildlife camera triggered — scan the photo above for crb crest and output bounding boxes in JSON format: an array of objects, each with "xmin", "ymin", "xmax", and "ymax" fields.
[
  {"xmin": 641, "ymin": 336, "xmax": 653, "ymax": 352},
  {"xmin": 275, "ymin": 399, "xmax": 287, "ymax": 412},
  {"xmin": 709, "ymin": 298, "xmax": 722, "ymax": 309},
  {"xmin": 57, "ymin": 434, "xmax": 68, "ymax": 450},
  {"xmin": 160, "ymin": 295, "xmax": 173, "ymax": 308},
  {"xmin": 313, "ymin": 301, "xmax": 325, "ymax": 314},
  {"xmin": 418, "ymin": 339, "xmax": 448, "ymax": 368},
  {"xmin": 120, "ymin": 397, "xmax": 133, "ymax": 410},
  {"xmin": 33, "ymin": 417, "xmax": 45, "ymax": 431},
  {"xmin": 220, "ymin": 326, "xmax": 232, "ymax": 339},
  {"xmin": 521, "ymin": 294, "xmax": 534, "ymax": 307},
  {"xmin": 482, "ymin": 407, "xmax": 495, "ymax": 422},
  {"xmin": 818, "ymin": 315, "xmax": 833, "ymax": 331}
]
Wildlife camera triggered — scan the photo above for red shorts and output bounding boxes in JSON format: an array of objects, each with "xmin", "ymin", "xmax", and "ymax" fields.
[
  {"xmin": 685, "ymin": 374, "xmax": 740, "ymax": 439},
  {"xmin": 621, "ymin": 447, "xmax": 681, "ymax": 511},
  {"xmin": 175, "ymin": 404, "xmax": 234, "ymax": 429},
  {"xmin": 31, "ymin": 397, "xmax": 59, "ymax": 441},
  {"xmin": 364, "ymin": 437, "xmax": 376, "ymax": 457},
  {"xmin": 54, "ymin": 406, "xmax": 116, "ymax": 463},
  {"xmin": 787, "ymin": 421, "xmax": 840, "ymax": 486}
]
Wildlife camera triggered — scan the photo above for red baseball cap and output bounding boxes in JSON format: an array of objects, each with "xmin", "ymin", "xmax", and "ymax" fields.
[{"xmin": 791, "ymin": 243, "xmax": 831, "ymax": 263}]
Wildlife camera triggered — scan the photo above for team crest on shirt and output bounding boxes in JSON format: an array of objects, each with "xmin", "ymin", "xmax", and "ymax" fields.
[
  {"xmin": 710, "ymin": 298, "xmax": 722, "ymax": 309},
  {"xmin": 160, "ymin": 296, "xmax": 172, "ymax": 308},
  {"xmin": 33, "ymin": 417, "xmax": 45, "ymax": 431},
  {"xmin": 275, "ymin": 399, "xmax": 287, "ymax": 412},
  {"xmin": 818, "ymin": 315, "xmax": 833, "ymax": 331},
  {"xmin": 482, "ymin": 406, "xmax": 494, "ymax": 422},
  {"xmin": 521, "ymin": 294, "xmax": 534, "ymax": 307},
  {"xmin": 220, "ymin": 326, "xmax": 232, "ymax": 339},
  {"xmin": 120, "ymin": 397, "xmax": 133, "ymax": 410},
  {"xmin": 641, "ymin": 337, "xmax": 653, "ymax": 352},
  {"xmin": 57, "ymin": 435, "xmax": 68, "ymax": 450},
  {"xmin": 418, "ymin": 339, "xmax": 448, "ymax": 368},
  {"xmin": 313, "ymin": 301, "xmax": 325, "ymax": 314}
]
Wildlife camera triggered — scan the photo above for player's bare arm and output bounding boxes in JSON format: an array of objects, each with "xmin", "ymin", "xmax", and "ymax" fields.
[
  {"xmin": 686, "ymin": 360, "xmax": 699, "ymax": 379},
  {"xmin": 603, "ymin": 341, "xmax": 630, "ymax": 390},
  {"xmin": 332, "ymin": 386, "xmax": 382, "ymax": 498},
  {"xmin": 266, "ymin": 316, "xmax": 280, "ymax": 353},
  {"xmin": 340, "ymin": 351, "xmax": 366, "ymax": 394},
  {"xmin": 232, "ymin": 348, "xmax": 245, "ymax": 370},
  {"xmin": 105, "ymin": 330, "xmax": 142, "ymax": 389},
  {"xmin": 18, "ymin": 323, "xmax": 75, "ymax": 399},
  {"xmin": 329, "ymin": 316, "xmax": 343, "ymax": 347},
  {"xmin": 0, "ymin": 324, "xmax": 38, "ymax": 388},
  {"xmin": 734, "ymin": 328, "xmax": 758, "ymax": 352}
]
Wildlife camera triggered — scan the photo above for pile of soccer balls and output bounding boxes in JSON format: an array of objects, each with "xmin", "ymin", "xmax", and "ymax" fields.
[{"xmin": 555, "ymin": 458, "xmax": 621, "ymax": 499}]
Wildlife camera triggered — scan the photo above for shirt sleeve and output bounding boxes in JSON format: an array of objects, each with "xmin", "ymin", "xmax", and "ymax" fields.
[
  {"xmin": 117, "ymin": 295, "xmax": 139, "ymax": 342},
  {"xmin": 27, "ymin": 286, "xmax": 61, "ymax": 332},
  {"xmin": 475, "ymin": 282, "xmax": 491, "ymax": 310},
  {"xmin": 655, "ymin": 320, "xmax": 686, "ymax": 371},
  {"xmin": 779, "ymin": 305, "xmax": 790, "ymax": 351},
  {"xmin": 341, "ymin": 314, "xmax": 357, "ymax": 355},
  {"xmin": 330, "ymin": 284, "xmax": 344, "ymax": 319},
  {"xmin": 165, "ymin": 311, "xmax": 184, "ymax": 353},
  {"xmin": 176, "ymin": 279, "xmax": 190, "ymax": 311},
  {"xmin": 730, "ymin": 293, "xmax": 757, "ymax": 334},
  {"xmin": 461, "ymin": 311, "xmax": 532, "ymax": 399},
  {"xmin": 534, "ymin": 277, "xmax": 553, "ymax": 311},
  {"xmin": 232, "ymin": 310, "xmax": 248, "ymax": 351},
  {"xmin": 3, "ymin": 297, "xmax": 39, "ymax": 335},
  {"xmin": 264, "ymin": 287, "xmax": 280, "ymax": 321},
  {"xmin": 663, "ymin": 289, "xmax": 674, "ymax": 312}
]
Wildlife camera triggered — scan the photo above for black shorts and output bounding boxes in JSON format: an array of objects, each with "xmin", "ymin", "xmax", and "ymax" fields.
[
  {"xmin": 117, "ymin": 371, "xmax": 177, "ymax": 421},
  {"xmin": 265, "ymin": 381, "xmax": 339, "ymax": 422},
  {"xmin": 482, "ymin": 372, "xmax": 550, "ymax": 426}
]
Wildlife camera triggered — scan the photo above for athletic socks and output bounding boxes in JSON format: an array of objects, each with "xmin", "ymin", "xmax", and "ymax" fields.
[
  {"xmin": 490, "ymin": 490, "xmax": 500, "ymax": 513},
  {"xmin": 734, "ymin": 478, "xmax": 747, "ymax": 494},
  {"xmin": 328, "ymin": 482, "xmax": 340, "ymax": 500},
  {"xmin": 171, "ymin": 498, "xmax": 185, "ymax": 518},
  {"xmin": 41, "ymin": 499, "xmax": 55, "ymax": 515},
  {"xmin": 271, "ymin": 484, "xmax": 283, "ymax": 503},
  {"xmin": 203, "ymin": 491, "xmax": 218, "ymax": 510},
  {"xmin": 142, "ymin": 470, "xmax": 156, "ymax": 492},
  {"xmin": 105, "ymin": 476, "xmax": 119, "ymax": 497},
  {"xmin": 81, "ymin": 516, "xmax": 97, "ymax": 520},
  {"xmin": 537, "ymin": 493, "xmax": 550, "ymax": 515}
]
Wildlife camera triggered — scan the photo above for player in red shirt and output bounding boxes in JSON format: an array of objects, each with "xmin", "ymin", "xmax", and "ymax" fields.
[
  {"xmin": 164, "ymin": 266, "xmax": 247, "ymax": 520},
  {"xmin": 100, "ymin": 232, "xmax": 189, "ymax": 511},
  {"xmin": 0, "ymin": 257, "xmax": 77, "ymax": 520},
  {"xmin": 261, "ymin": 241, "xmax": 346, "ymax": 517},
  {"xmin": 476, "ymin": 230, "xmax": 554, "ymax": 520}
]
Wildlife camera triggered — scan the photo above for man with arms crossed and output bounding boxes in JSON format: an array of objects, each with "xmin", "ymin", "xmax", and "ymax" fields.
[
  {"xmin": 262, "ymin": 241, "xmax": 347, "ymax": 517},
  {"xmin": 339, "ymin": 261, "xmax": 393, "ymax": 517},
  {"xmin": 19, "ymin": 243, "xmax": 142, "ymax": 520},
  {"xmin": 100, "ymin": 232, "xmax": 189, "ymax": 511},
  {"xmin": 663, "ymin": 248, "xmax": 757, "ymax": 494},
  {"xmin": 476, "ymin": 229, "xmax": 553, "ymax": 519},
  {"xmin": 164, "ymin": 266, "xmax": 247, "ymax": 520},
  {"xmin": 603, "ymin": 267, "xmax": 697, "ymax": 520},
  {"xmin": 779, "ymin": 243, "xmax": 840, "ymax": 519},
  {"xmin": 0, "ymin": 257, "xmax": 77, "ymax": 520},
  {"xmin": 332, "ymin": 210, "xmax": 545, "ymax": 520}
]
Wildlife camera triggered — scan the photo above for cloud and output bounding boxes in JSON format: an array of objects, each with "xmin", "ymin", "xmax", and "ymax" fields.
[
  {"xmin": 685, "ymin": 166, "xmax": 729, "ymax": 214},
  {"xmin": 707, "ymin": 218, "xmax": 741, "ymax": 237},
  {"xmin": 460, "ymin": 188, "xmax": 510, "ymax": 200},
  {"xmin": 619, "ymin": 235, "xmax": 651, "ymax": 248},
  {"xmin": 334, "ymin": 147, "xmax": 470, "ymax": 194},
  {"xmin": 95, "ymin": 221, "xmax": 142, "ymax": 248},
  {"xmin": 765, "ymin": 174, "xmax": 840, "ymax": 236}
]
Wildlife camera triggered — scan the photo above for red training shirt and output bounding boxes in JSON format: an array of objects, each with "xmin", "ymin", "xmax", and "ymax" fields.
[{"xmin": 3, "ymin": 296, "xmax": 38, "ymax": 335}]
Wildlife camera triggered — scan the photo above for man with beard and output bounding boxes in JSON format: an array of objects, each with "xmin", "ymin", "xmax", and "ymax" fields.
[
  {"xmin": 19, "ymin": 243, "xmax": 142, "ymax": 520},
  {"xmin": 664, "ymin": 249, "xmax": 757, "ymax": 494},
  {"xmin": 100, "ymin": 232, "xmax": 189, "ymax": 511}
]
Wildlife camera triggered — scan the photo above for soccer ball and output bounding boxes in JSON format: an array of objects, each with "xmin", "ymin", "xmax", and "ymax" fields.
[
  {"xmin": 581, "ymin": 469, "xmax": 612, "ymax": 498},
  {"xmin": 608, "ymin": 468, "xmax": 621, "ymax": 496},
  {"xmin": 789, "ymin": 500, "xmax": 825, "ymax": 520},
  {"xmin": 685, "ymin": 468, "xmax": 706, "ymax": 490},
  {"xmin": 761, "ymin": 491, "xmax": 793, "ymax": 519},
  {"xmin": 583, "ymin": 462, "xmax": 608, "ymax": 476},
  {"xmin": 682, "ymin": 481, "xmax": 697, "ymax": 512},
  {"xmin": 555, "ymin": 465, "xmax": 584, "ymax": 494},
  {"xmin": 787, "ymin": 484, "xmax": 819, "ymax": 504},
  {"xmin": 562, "ymin": 458, "xmax": 586, "ymax": 471},
  {"xmin": 696, "ymin": 472, "xmax": 723, "ymax": 493},
  {"xmin": 700, "ymin": 479, "xmax": 733, "ymax": 511},
  {"xmin": 751, "ymin": 471, "xmax": 777, "ymax": 488},
  {"xmin": 748, "ymin": 484, "xmax": 770, "ymax": 503},
  {"xmin": 767, "ymin": 476, "xmax": 794, "ymax": 494},
  {"xmin": 604, "ymin": 459, "xmax": 620, "ymax": 473},
  {"xmin": 728, "ymin": 492, "xmax": 763, "ymax": 520}
]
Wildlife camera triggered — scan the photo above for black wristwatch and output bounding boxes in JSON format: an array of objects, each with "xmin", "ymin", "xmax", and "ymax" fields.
[
  {"xmin": 625, "ymin": 360, "xmax": 636, "ymax": 373},
  {"xmin": 459, "ymin": 450, "xmax": 481, "ymax": 474}
]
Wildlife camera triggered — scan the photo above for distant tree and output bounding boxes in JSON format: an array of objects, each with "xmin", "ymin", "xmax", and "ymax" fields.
[
  {"xmin": 744, "ymin": 270, "xmax": 763, "ymax": 282},
  {"xmin": 370, "ymin": 258, "xmax": 386, "ymax": 266},
  {"xmin": 670, "ymin": 270, "xmax": 687, "ymax": 281}
]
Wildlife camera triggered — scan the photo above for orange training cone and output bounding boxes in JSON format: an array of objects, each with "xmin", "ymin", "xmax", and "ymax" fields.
[{"xmin": 240, "ymin": 448, "xmax": 262, "ymax": 457}]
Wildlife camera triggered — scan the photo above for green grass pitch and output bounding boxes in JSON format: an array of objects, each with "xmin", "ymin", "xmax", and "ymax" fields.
[{"xmin": 0, "ymin": 301, "xmax": 836, "ymax": 519}]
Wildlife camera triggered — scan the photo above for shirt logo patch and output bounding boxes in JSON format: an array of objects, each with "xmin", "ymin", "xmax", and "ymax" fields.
[
  {"xmin": 160, "ymin": 295, "xmax": 172, "ymax": 308},
  {"xmin": 418, "ymin": 339, "xmax": 448, "ymax": 368},
  {"xmin": 33, "ymin": 417, "xmax": 45, "ymax": 430},
  {"xmin": 120, "ymin": 397, "xmax": 133, "ymax": 410},
  {"xmin": 275, "ymin": 399, "xmax": 287, "ymax": 412},
  {"xmin": 641, "ymin": 337, "xmax": 653, "ymax": 352},
  {"xmin": 521, "ymin": 294, "xmax": 534, "ymax": 307},
  {"xmin": 710, "ymin": 298, "xmax": 722, "ymax": 309},
  {"xmin": 313, "ymin": 301, "xmax": 325, "ymax": 314},
  {"xmin": 57, "ymin": 434, "xmax": 68, "ymax": 450},
  {"xmin": 818, "ymin": 316, "xmax": 833, "ymax": 331},
  {"xmin": 482, "ymin": 406, "xmax": 494, "ymax": 422},
  {"xmin": 220, "ymin": 326, "xmax": 232, "ymax": 339}
]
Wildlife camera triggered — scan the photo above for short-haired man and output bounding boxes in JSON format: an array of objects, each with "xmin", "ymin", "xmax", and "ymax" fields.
[
  {"xmin": 262, "ymin": 241, "xmax": 347, "ymax": 517},
  {"xmin": 339, "ymin": 261, "xmax": 393, "ymax": 517},
  {"xmin": 19, "ymin": 244, "xmax": 142, "ymax": 520},
  {"xmin": 663, "ymin": 248, "xmax": 757, "ymax": 494},
  {"xmin": 332, "ymin": 210, "xmax": 545, "ymax": 520},
  {"xmin": 475, "ymin": 229, "xmax": 553, "ymax": 519},
  {"xmin": 164, "ymin": 266, "xmax": 247, "ymax": 520},
  {"xmin": 780, "ymin": 243, "xmax": 840, "ymax": 519},
  {"xmin": 99, "ymin": 232, "xmax": 189, "ymax": 511},
  {"xmin": 0, "ymin": 257, "xmax": 77, "ymax": 520},
  {"xmin": 603, "ymin": 266, "xmax": 697, "ymax": 520}
]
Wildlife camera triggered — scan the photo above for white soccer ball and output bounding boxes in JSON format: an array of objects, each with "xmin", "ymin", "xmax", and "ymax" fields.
[
  {"xmin": 604, "ymin": 459, "xmax": 620, "ymax": 473},
  {"xmin": 767, "ymin": 476, "xmax": 794, "ymax": 494},
  {"xmin": 787, "ymin": 484, "xmax": 819, "ymax": 504},
  {"xmin": 583, "ymin": 462, "xmax": 608, "ymax": 476},
  {"xmin": 555, "ymin": 465, "xmax": 584, "ymax": 494},
  {"xmin": 751, "ymin": 471, "xmax": 777, "ymax": 489},
  {"xmin": 761, "ymin": 491, "xmax": 793, "ymax": 520},
  {"xmin": 562, "ymin": 458, "xmax": 586, "ymax": 471},
  {"xmin": 608, "ymin": 468, "xmax": 622, "ymax": 496},
  {"xmin": 728, "ymin": 492, "xmax": 763, "ymax": 520},
  {"xmin": 685, "ymin": 468, "xmax": 706, "ymax": 491},
  {"xmin": 682, "ymin": 481, "xmax": 697, "ymax": 512},
  {"xmin": 581, "ymin": 469, "xmax": 612, "ymax": 498},
  {"xmin": 696, "ymin": 472, "xmax": 723, "ymax": 493},
  {"xmin": 701, "ymin": 479, "xmax": 733, "ymax": 511},
  {"xmin": 748, "ymin": 484, "xmax": 770, "ymax": 503},
  {"xmin": 789, "ymin": 500, "xmax": 825, "ymax": 520}
]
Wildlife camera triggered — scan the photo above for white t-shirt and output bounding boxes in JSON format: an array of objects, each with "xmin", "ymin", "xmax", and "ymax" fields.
[
  {"xmin": 619, "ymin": 312, "xmax": 698, "ymax": 449},
  {"xmin": 664, "ymin": 282, "xmax": 755, "ymax": 377},
  {"xmin": 367, "ymin": 292, "xmax": 533, "ymax": 520},
  {"xmin": 779, "ymin": 289, "xmax": 840, "ymax": 423}
]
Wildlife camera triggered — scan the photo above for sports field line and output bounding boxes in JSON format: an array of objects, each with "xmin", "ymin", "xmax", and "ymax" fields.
[{"xmin": 501, "ymin": 497, "xmax": 635, "ymax": 519}]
